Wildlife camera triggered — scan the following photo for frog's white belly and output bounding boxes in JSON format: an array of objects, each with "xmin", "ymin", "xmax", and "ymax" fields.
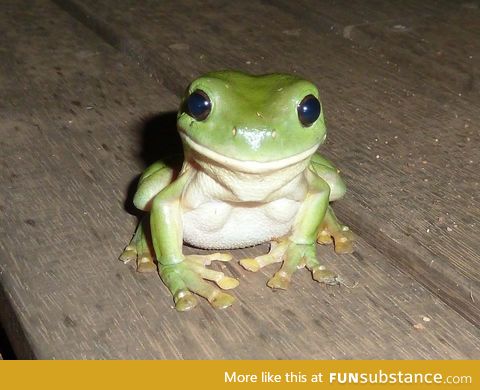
[
  {"xmin": 180, "ymin": 154, "xmax": 310, "ymax": 249},
  {"xmin": 182, "ymin": 198, "xmax": 300, "ymax": 249}
]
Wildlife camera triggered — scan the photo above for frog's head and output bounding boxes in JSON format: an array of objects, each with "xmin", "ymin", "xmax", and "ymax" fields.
[{"xmin": 177, "ymin": 70, "xmax": 326, "ymax": 172}]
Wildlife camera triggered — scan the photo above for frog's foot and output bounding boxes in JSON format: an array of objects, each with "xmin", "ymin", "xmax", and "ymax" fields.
[
  {"xmin": 119, "ymin": 243, "xmax": 157, "ymax": 273},
  {"xmin": 119, "ymin": 219, "xmax": 157, "ymax": 273},
  {"xmin": 317, "ymin": 207, "xmax": 355, "ymax": 254},
  {"xmin": 136, "ymin": 254, "xmax": 157, "ymax": 273},
  {"xmin": 239, "ymin": 240, "xmax": 289, "ymax": 273},
  {"xmin": 317, "ymin": 224, "xmax": 355, "ymax": 254},
  {"xmin": 240, "ymin": 239, "xmax": 339, "ymax": 290},
  {"xmin": 268, "ymin": 241, "xmax": 339, "ymax": 290},
  {"xmin": 160, "ymin": 253, "xmax": 239, "ymax": 312},
  {"xmin": 119, "ymin": 244, "xmax": 137, "ymax": 264}
]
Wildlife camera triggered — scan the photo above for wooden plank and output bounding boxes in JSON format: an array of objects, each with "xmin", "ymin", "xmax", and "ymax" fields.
[
  {"xmin": 0, "ymin": 0, "xmax": 478, "ymax": 359},
  {"xmin": 0, "ymin": 0, "xmax": 172, "ymax": 358},
  {"xmin": 342, "ymin": 5, "xmax": 480, "ymax": 102},
  {"xmin": 265, "ymin": 0, "xmax": 459, "ymax": 35},
  {"xmin": 55, "ymin": 0, "xmax": 480, "ymax": 324},
  {"xmin": 334, "ymin": 4, "xmax": 480, "ymax": 325}
]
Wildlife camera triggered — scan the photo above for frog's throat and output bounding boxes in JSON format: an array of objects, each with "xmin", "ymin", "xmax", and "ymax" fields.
[{"xmin": 179, "ymin": 132, "xmax": 320, "ymax": 174}]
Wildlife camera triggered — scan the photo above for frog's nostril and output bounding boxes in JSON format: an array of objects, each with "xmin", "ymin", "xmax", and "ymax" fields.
[
  {"xmin": 232, "ymin": 127, "xmax": 237, "ymax": 136},
  {"xmin": 271, "ymin": 130, "xmax": 277, "ymax": 139}
]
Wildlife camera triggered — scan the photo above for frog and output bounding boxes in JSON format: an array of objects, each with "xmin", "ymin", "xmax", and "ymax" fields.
[{"xmin": 120, "ymin": 70, "xmax": 354, "ymax": 311}]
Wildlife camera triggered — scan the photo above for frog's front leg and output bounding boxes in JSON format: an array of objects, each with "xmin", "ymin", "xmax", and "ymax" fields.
[
  {"xmin": 241, "ymin": 169, "xmax": 338, "ymax": 289},
  {"xmin": 120, "ymin": 158, "xmax": 178, "ymax": 273},
  {"xmin": 151, "ymin": 172, "xmax": 238, "ymax": 311},
  {"xmin": 309, "ymin": 154, "xmax": 354, "ymax": 253}
]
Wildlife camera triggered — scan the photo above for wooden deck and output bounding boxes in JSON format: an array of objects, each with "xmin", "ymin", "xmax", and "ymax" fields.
[{"xmin": 0, "ymin": 0, "xmax": 478, "ymax": 359}]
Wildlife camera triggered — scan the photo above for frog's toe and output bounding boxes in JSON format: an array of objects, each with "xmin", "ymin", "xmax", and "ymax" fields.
[
  {"xmin": 119, "ymin": 245, "xmax": 137, "ymax": 263},
  {"xmin": 217, "ymin": 276, "xmax": 240, "ymax": 290},
  {"xmin": 311, "ymin": 266, "xmax": 339, "ymax": 285},
  {"xmin": 185, "ymin": 273, "xmax": 236, "ymax": 310},
  {"xmin": 174, "ymin": 290, "xmax": 199, "ymax": 312},
  {"xmin": 239, "ymin": 258, "xmax": 260, "ymax": 272},
  {"xmin": 186, "ymin": 252, "xmax": 233, "ymax": 266},
  {"xmin": 333, "ymin": 228, "xmax": 355, "ymax": 254},
  {"xmin": 317, "ymin": 229, "xmax": 333, "ymax": 245},
  {"xmin": 210, "ymin": 292, "xmax": 235, "ymax": 309},
  {"xmin": 167, "ymin": 263, "xmax": 238, "ymax": 310},
  {"xmin": 267, "ymin": 271, "xmax": 291, "ymax": 290},
  {"xmin": 137, "ymin": 255, "xmax": 156, "ymax": 273},
  {"xmin": 209, "ymin": 252, "xmax": 234, "ymax": 262},
  {"xmin": 333, "ymin": 238, "xmax": 354, "ymax": 254},
  {"xmin": 317, "ymin": 227, "xmax": 354, "ymax": 254},
  {"xmin": 240, "ymin": 240, "xmax": 288, "ymax": 272},
  {"xmin": 186, "ymin": 260, "xmax": 240, "ymax": 290}
]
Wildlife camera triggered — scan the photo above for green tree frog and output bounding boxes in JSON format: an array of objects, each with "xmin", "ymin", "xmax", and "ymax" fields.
[{"xmin": 120, "ymin": 71, "xmax": 353, "ymax": 311}]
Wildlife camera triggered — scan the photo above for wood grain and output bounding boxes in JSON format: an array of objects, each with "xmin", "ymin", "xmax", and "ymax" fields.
[
  {"xmin": 0, "ymin": 0, "xmax": 478, "ymax": 359},
  {"xmin": 55, "ymin": 0, "xmax": 480, "ymax": 324}
]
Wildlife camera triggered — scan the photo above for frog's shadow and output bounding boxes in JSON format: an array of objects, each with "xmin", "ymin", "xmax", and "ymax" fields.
[{"xmin": 124, "ymin": 111, "xmax": 183, "ymax": 216}]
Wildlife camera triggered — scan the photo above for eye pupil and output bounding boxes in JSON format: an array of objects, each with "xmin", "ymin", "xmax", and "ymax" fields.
[
  {"xmin": 187, "ymin": 90, "xmax": 211, "ymax": 121},
  {"xmin": 297, "ymin": 95, "xmax": 321, "ymax": 127}
]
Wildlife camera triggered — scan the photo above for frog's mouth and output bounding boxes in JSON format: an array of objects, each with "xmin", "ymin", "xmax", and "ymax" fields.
[{"xmin": 179, "ymin": 132, "xmax": 320, "ymax": 174}]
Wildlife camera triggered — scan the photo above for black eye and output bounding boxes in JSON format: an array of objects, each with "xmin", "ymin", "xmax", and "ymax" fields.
[
  {"xmin": 297, "ymin": 95, "xmax": 321, "ymax": 127},
  {"xmin": 186, "ymin": 90, "xmax": 211, "ymax": 121}
]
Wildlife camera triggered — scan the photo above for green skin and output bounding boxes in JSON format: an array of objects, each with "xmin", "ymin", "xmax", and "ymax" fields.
[{"xmin": 120, "ymin": 71, "xmax": 354, "ymax": 311}]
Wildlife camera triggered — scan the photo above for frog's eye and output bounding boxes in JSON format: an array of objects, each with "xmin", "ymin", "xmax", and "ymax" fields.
[
  {"xmin": 186, "ymin": 90, "xmax": 211, "ymax": 121},
  {"xmin": 297, "ymin": 95, "xmax": 321, "ymax": 127}
]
